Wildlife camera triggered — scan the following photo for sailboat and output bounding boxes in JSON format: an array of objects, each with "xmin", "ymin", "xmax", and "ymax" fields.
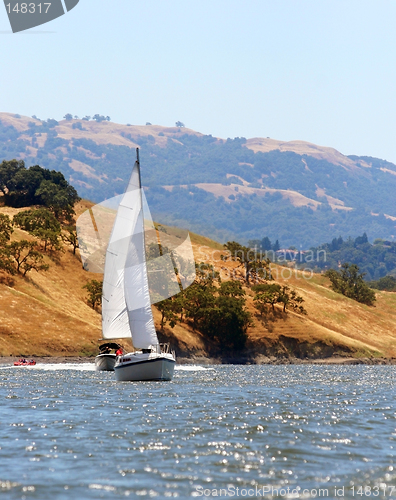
[
  {"xmin": 94, "ymin": 342, "xmax": 122, "ymax": 372},
  {"xmin": 76, "ymin": 147, "xmax": 195, "ymax": 380},
  {"xmin": 100, "ymin": 148, "xmax": 175, "ymax": 381}
]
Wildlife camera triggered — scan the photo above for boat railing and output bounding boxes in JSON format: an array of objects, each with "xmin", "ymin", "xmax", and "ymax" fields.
[{"xmin": 151, "ymin": 343, "xmax": 172, "ymax": 354}]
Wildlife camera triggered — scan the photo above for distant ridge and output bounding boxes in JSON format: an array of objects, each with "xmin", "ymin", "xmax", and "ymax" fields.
[
  {"xmin": 1, "ymin": 112, "xmax": 396, "ymax": 247},
  {"xmin": 0, "ymin": 112, "xmax": 377, "ymax": 168}
]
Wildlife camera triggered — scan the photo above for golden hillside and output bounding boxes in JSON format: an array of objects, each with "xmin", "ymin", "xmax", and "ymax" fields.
[{"xmin": 1, "ymin": 202, "xmax": 396, "ymax": 361}]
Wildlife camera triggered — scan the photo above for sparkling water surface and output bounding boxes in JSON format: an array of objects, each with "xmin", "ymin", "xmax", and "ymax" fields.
[{"xmin": 0, "ymin": 364, "xmax": 394, "ymax": 499}]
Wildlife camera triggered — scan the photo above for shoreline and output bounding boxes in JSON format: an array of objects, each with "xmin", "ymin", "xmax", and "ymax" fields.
[
  {"xmin": 1, "ymin": 355, "xmax": 395, "ymax": 366},
  {"xmin": 177, "ymin": 355, "xmax": 396, "ymax": 365}
]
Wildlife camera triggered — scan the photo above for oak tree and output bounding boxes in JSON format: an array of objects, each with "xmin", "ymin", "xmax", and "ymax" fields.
[
  {"xmin": 223, "ymin": 241, "xmax": 271, "ymax": 284},
  {"xmin": 8, "ymin": 240, "xmax": 49, "ymax": 276},
  {"xmin": 83, "ymin": 279, "xmax": 103, "ymax": 309}
]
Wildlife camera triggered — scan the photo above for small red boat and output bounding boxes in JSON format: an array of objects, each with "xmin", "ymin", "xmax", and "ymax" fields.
[{"xmin": 14, "ymin": 359, "xmax": 36, "ymax": 366}]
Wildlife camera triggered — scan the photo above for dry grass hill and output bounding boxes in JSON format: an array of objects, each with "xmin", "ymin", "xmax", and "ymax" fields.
[{"xmin": 1, "ymin": 202, "xmax": 396, "ymax": 361}]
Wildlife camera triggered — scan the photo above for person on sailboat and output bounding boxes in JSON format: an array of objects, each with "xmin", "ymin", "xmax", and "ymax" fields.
[{"xmin": 116, "ymin": 348, "xmax": 123, "ymax": 356}]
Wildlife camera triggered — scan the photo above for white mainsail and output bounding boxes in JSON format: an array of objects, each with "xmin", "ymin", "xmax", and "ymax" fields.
[
  {"xmin": 76, "ymin": 148, "xmax": 196, "ymax": 352},
  {"xmin": 101, "ymin": 155, "xmax": 158, "ymax": 347}
]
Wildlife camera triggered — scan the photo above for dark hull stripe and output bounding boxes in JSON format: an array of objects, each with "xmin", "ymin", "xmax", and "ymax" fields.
[{"xmin": 114, "ymin": 358, "xmax": 175, "ymax": 370}]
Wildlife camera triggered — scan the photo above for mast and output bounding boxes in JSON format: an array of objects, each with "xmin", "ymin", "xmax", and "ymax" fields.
[{"xmin": 123, "ymin": 148, "xmax": 159, "ymax": 348}]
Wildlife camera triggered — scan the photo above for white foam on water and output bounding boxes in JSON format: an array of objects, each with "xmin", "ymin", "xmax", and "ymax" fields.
[
  {"xmin": 30, "ymin": 363, "xmax": 95, "ymax": 372},
  {"xmin": 1, "ymin": 363, "xmax": 213, "ymax": 372},
  {"xmin": 175, "ymin": 365, "xmax": 215, "ymax": 371},
  {"xmin": 1, "ymin": 363, "xmax": 95, "ymax": 371}
]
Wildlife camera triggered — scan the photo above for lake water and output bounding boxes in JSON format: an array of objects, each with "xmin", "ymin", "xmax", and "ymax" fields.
[{"xmin": 0, "ymin": 364, "xmax": 394, "ymax": 499}]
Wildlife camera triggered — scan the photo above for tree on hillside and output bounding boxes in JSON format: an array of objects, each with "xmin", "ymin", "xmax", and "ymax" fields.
[
  {"xmin": 157, "ymin": 262, "xmax": 219, "ymax": 332},
  {"xmin": 7, "ymin": 164, "xmax": 46, "ymax": 205},
  {"xmin": 155, "ymin": 264, "xmax": 251, "ymax": 350},
  {"xmin": 0, "ymin": 214, "xmax": 13, "ymax": 245},
  {"xmin": 8, "ymin": 240, "xmax": 49, "ymax": 276},
  {"xmin": 63, "ymin": 114, "xmax": 73, "ymax": 120},
  {"xmin": 222, "ymin": 241, "xmax": 271, "ymax": 284},
  {"xmin": 61, "ymin": 226, "xmax": 80, "ymax": 254},
  {"xmin": 92, "ymin": 114, "xmax": 110, "ymax": 123},
  {"xmin": 13, "ymin": 208, "xmax": 62, "ymax": 253},
  {"xmin": 34, "ymin": 179, "xmax": 79, "ymax": 221},
  {"xmin": 354, "ymin": 232, "xmax": 368, "ymax": 246},
  {"xmin": 277, "ymin": 285, "xmax": 306, "ymax": 313},
  {"xmin": 83, "ymin": 279, "xmax": 103, "ymax": 309},
  {"xmin": 252, "ymin": 283, "xmax": 306, "ymax": 315},
  {"xmin": 199, "ymin": 280, "xmax": 251, "ymax": 350},
  {"xmin": 273, "ymin": 239, "xmax": 280, "ymax": 252},
  {"xmin": 182, "ymin": 265, "xmax": 218, "ymax": 331},
  {"xmin": 27, "ymin": 227, "xmax": 62, "ymax": 253},
  {"xmin": 44, "ymin": 119, "xmax": 58, "ymax": 128},
  {"xmin": 216, "ymin": 279, "xmax": 246, "ymax": 298},
  {"xmin": 248, "ymin": 237, "xmax": 280, "ymax": 253},
  {"xmin": 13, "ymin": 207, "xmax": 60, "ymax": 233},
  {"xmin": 3, "ymin": 162, "xmax": 80, "ymax": 221},
  {"xmin": 0, "ymin": 159, "xmax": 25, "ymax": 196},
  {"xmin": 369, "ymin": 275, "xmax": 396, "ymax": 292},
  {"xmin": 303, "ymin": 233, "xmax": 396, "ymax": 281},
  {"xmin": 175, "ymin": 121, "xmax": 185, "ymax": 128},
  {"xmin": 156, "ymin": 297, "xmax": 179, "ymax": 329},
  {"xmin": 0, "ymin": 214, "xmax": 15, "ymax": 275},
  {"xmin": 324, "ymin": 263, "xmax": 376, "ymax": 306},
  {"xmin": 261, "ymin": 237, "xmax": 272, "ymax": 251},
  {"xmin": 253, "ymin": 283, "xmax": 281, "ymax": 315},
  {"xmin": 0, "ymin": 245, "xmax": 15, "ymax": 276}
]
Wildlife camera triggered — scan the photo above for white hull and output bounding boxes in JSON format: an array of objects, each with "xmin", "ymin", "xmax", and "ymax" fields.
[
  {"xmin": 114, "ymin": 352, "xmax": 175, "ymax": 381},
  {"xmin": 95, "ymin": 354, "xmax": 117, "ymax": 371}
]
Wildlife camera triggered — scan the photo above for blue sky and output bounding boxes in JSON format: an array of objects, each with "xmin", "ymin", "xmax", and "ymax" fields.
[{"xmin": 1, "ymin": 0, "xmax": 396, "ymax": 162}]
